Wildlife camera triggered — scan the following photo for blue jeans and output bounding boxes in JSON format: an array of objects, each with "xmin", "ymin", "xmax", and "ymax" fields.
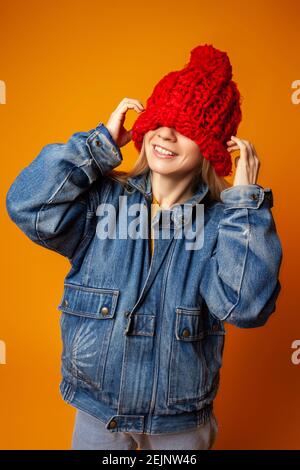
[{"xmin": 71, "ymin": 409, "xmax": 219, "ymax": 450}]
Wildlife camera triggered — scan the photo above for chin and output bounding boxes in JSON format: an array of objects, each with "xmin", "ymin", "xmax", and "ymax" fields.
[{"xmin": 147, "ymin": 159, "xmax": 177, "ymax": 175}]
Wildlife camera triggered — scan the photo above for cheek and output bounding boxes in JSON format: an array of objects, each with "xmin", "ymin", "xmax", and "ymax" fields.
[{"xmin": 181, "ymin": 152, "xmax": 202, "ymax": 170}]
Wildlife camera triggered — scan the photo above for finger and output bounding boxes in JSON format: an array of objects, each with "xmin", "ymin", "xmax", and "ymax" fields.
[
  {"xmin": 244, "ymin": 141, "xmax": 259, "ymax": 169},
  {"xmin": 120, "ymin": 101, "xmax": 142, "ymax": 112},
  {"xmin": 118, "ymin": 102, "xmax": 144, "ymax": 115},
  {"xmin": 249, "ymin": 142, "xmax": 256, "ymax": 153},
  {"xmin": 227, "ymin": 145, "xmax": 240, "ymax": 151},
  {"xmin": 243, "ymin": 140, "xmax": 254, "ymax": 161},
  {"xmin": 227, "ymin": 144, "xmax": 238, "ymax": 149},
  {"xmin": 249, "ymin": 142, "xmax": 260, "ymax": 163},
  {"xmin": 230, "ymin": 136, "xmax": 249, "ymax": 162},
  {"xmin": 120, "ymin": 97, "xmax": 145, "ymax": 111},
  {"xmin": 234, "ymin": 156, "xmax": 240, "ymax": 167},
  {"xmin": 236, "ymin": 139, "xmax": 258, "ymax": 167},
  {"xmin": 226, "ymin": 139, "xmax": 239, "ymax": 150}
]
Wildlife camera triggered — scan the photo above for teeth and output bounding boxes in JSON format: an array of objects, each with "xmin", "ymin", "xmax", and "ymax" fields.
[{"xmin": 154, "ymin": 145, "xmax": 175, "ymax": 156}]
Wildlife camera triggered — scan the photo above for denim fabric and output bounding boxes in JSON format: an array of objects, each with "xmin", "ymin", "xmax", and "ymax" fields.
[
  {"xmin": 71, "ymin": 409, "xmax": 218, "ymax": 450},
  {"xmin": 6, "ymin": 121, "xmax": 283, "ymax": 435}
]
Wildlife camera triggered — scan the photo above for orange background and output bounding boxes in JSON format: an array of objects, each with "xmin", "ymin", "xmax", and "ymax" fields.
[{"xmin": 1, "ymin": 0, "xmax": 299, "ymax": 450}]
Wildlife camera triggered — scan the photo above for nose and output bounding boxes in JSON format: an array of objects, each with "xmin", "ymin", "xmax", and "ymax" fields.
[{"xmin": 157, "ymin": 127, "xmax": 177, "ymax": 141}]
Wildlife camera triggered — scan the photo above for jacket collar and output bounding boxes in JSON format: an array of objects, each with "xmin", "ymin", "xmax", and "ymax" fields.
[
  {"xmin": 126, "ymin": 170, "xmax": 210, "ymax": 229},
  {"xmin": 126, "ymin": 169, "xmax": 209, "ymax": 207}
]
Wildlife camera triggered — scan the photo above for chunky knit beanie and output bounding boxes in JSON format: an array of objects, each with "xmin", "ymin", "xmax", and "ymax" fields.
[{"xmin": 131, "ymin": 43, "xmax": 242, "ymax": 177}]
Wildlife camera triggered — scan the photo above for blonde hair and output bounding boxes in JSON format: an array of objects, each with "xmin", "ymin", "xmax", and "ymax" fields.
[{"xmin": 105, "ymin": 138, "xmax": 231, "ymax": 202}]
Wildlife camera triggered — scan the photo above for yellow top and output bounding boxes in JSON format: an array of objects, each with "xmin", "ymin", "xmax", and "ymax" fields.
[{"xmin": 150, "ymin": 194, "xmax": 160, "ymax": 256}]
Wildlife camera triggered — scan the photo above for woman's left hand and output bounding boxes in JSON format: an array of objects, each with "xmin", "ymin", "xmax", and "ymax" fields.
[{"xmin": 227, "ymin": 136, "xmax": 261, "ymax": 186}]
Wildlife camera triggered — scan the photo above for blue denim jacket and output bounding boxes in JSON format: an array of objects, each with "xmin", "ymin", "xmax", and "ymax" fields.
[{"xmin": 6, "ymin": 122, "xmax": 283, "ymax": 434}]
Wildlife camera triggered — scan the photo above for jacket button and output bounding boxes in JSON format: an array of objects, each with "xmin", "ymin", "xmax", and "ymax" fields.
[
  {"xmin": 212, "ymin": 324, "xmax": 219, "ymax": 331},
  {"xmin": 101, "ymin": 306, "xmax": 109, "ymax": 316},
  {"xmin": 108, "ymin": 419, "xmax": 117, "ymax": 429},
  {"xmin": 182, "ymin": 328, "xmax": 190, "ymax": 338},
  {"xmin": 250, "ymin": 193, "xmax": 258, "ymax": 200},
  {"xmin": 63, "ymin": 299, "xmax": 69, "ymax": 307},
  {"xmin": 95, "ymin": 140, "xmax": 101, "ymax": 147}
]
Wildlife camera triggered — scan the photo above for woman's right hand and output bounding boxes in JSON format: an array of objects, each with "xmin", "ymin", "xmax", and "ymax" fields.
[{"xmin": 105, "ymin": 97, "xmax": 145, "ymax": 149}]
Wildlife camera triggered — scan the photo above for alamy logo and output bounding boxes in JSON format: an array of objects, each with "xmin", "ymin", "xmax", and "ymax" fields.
[
  {"xmin": 95, "ymin": 196, "xmax": 205, "ymax": 251},
  {"xmin": 291, "ymin": 339, "xmax": 300, "ymax": 365},
  {"xmin": 0, "ymin": 340, "xmax": 6, "ymax": 364},
  {"xmin": 291, "ymin": 80, "xmax": 300, "ymax": 105},
  {"xmin": 0, "ymin": 80, "xmax": 6, "ymax": 104}
]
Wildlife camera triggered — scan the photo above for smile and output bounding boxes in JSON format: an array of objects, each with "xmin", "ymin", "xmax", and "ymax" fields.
[{"xmin": 152, "ymin": 144, "xmax": 178, "ymax": 159}]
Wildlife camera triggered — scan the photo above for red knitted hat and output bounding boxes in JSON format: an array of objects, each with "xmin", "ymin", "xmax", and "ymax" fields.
[{"xmin": 131, "ymin": 43, "xmax": 242, "ymax": 177}]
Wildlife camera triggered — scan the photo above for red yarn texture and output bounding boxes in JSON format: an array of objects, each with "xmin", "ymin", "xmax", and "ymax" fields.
[{"xmin": 131, "ymin": 43, "xmax": 242, "ymax": 177}]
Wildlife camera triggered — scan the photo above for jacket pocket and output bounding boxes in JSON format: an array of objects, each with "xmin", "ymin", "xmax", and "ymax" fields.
[
  {"xmin": 167, "ymin": 305, "xmax": 225, "ymax": 407},
  {"xmin": 58, "ymin": 283, "xmax": 119, "ymax": 390}
]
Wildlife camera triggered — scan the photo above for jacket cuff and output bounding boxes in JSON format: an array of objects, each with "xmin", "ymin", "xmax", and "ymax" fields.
[
  {"xmin": 86, "ymin": 122, "xmax": 123, "ymax": 174},
  {"xmin": 220, "ymin": 184, "xmax": 273, "ymax": 209}
]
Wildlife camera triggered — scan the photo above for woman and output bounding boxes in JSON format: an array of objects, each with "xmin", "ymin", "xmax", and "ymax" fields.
[{"xmin": 6, "ymin": 44, "xmax": 283, "ymax": 450}]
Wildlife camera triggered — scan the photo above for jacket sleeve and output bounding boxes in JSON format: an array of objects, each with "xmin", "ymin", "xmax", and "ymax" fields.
[
  {"xmin": 6, "ymin": 122, "xmax": 122, "ymax": 261},
  {"xmin": 199, "ymin": 184, "xmax": 283, "ymax": 328}
]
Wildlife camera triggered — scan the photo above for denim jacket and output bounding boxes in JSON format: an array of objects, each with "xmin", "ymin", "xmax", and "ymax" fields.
[{"xmin": 6, "ymin": 122, "xmax": 283, "ymax": 434}]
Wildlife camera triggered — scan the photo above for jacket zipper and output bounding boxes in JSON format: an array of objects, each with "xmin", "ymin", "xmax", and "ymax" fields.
[{"xmin": 147, "ymin": 230, "xmax": 176, "ymax": 423}]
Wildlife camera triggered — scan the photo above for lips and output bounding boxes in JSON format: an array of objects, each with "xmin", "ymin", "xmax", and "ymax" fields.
[
  {"xmin": 152, "ymin": 144, "xmax": 178, "ymax": 156},
  {"xmin": 152, "ymin": 145, "xmax": 178, "ymax": 159}
]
